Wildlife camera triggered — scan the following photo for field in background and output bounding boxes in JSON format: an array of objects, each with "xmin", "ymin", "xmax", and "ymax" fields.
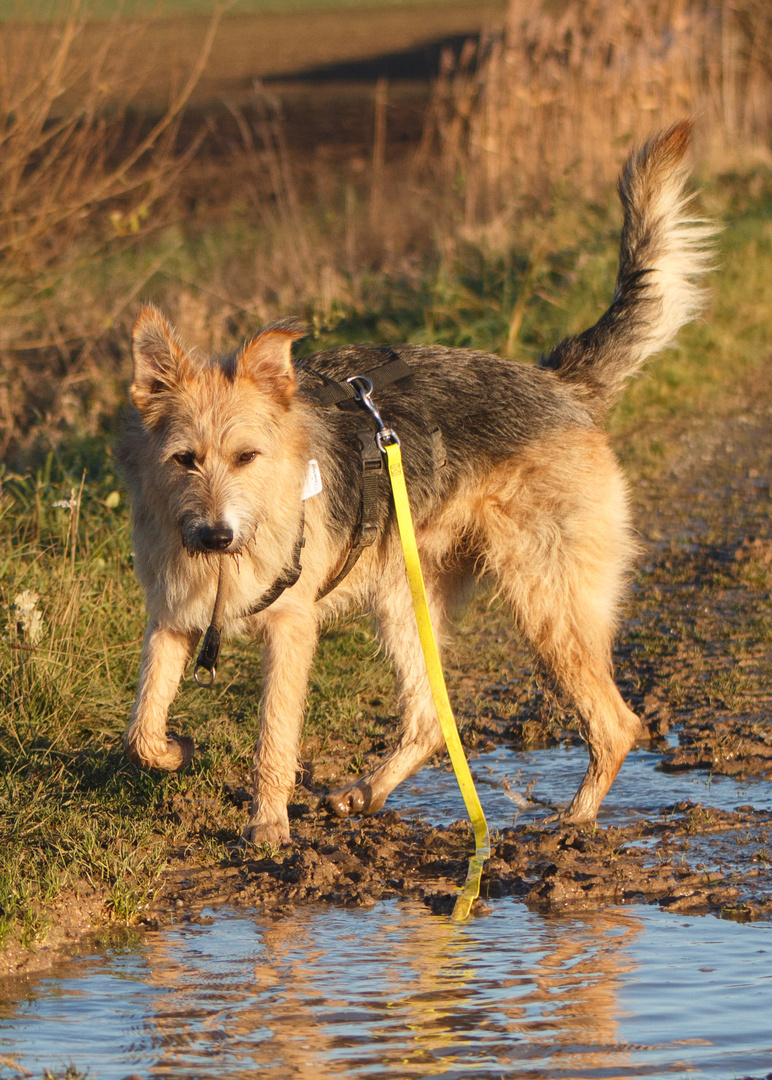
[
  {"xmin": 0, "ymin": 0, "xmax": 496, "ymax": 18},
  {"xmin": 2, "ymin": 2, "xmax": 504, "ymax": 107},
  {"xmin": 0, "ymin": 0, "xmax": 771, "ymax": 954}
]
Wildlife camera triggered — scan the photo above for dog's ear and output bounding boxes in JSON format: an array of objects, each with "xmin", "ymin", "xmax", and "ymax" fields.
[
  {"xmin": 130, "ymin": 305, "xmax": 192, "ymax": 418},
  {"xmin": 235, "ymin": 318, "xmax": 306, "ymax": 405}
]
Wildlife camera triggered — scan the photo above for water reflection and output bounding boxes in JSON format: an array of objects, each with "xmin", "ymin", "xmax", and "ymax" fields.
[
  {"xmin": 2, "ymin": 900, "xmax": 771, "ymax": 1078},
  {"xmin": 1, "ymin": 902, "xmax": 641, "ymax": 1079}
]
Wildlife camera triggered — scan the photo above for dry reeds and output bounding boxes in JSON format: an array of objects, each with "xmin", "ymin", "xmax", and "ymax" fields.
[{"xmin": 423, "ymin": 0, "xmax": 772, "ymax": 220}]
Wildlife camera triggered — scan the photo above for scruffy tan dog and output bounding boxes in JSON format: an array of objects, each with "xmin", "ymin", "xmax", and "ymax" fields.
[{"xmin": 121, "ymin": 122, "xmax": 713, "ymax": 846}]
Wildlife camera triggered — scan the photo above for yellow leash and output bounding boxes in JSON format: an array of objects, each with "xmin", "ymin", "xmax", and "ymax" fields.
[
  {"xmin": 381, "ymin": 439, "xmax": 491, "ymax": 921},
  {"xmin": 343, "ymin": 373, "xmax": 490, "ymax": 918}
]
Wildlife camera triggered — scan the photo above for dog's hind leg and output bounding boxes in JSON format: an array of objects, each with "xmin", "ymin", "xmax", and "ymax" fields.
[
  {"xmin": 242, "ymin": 606, "xmax": 318, "ymax": 848},
  {"xmin": 547, "ymin": 659, "xmax": 641, "ymax": 824},
  {"xmin": 511, "ymin": 605, "xmax": 641, "ymax": 825},
  {"xmin": 485, "ymin": 433, "xmax": 642, "ymax": 824},
  {"xmin": 125, "ymin": 621, "xmax": 198, "ymax": 771},
  {"xmin": 322, "ymin": 561, "xmax": 465, "ymax": 819}
]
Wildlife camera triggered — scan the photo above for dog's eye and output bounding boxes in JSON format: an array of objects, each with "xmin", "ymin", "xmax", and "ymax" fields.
[
  {"xmin": 236, "ymin": 450, "xmax": 259, "ymax": 466},
  {"xmin": 173, "ymin": 452, "xmax": 197, "ymax": 469}
]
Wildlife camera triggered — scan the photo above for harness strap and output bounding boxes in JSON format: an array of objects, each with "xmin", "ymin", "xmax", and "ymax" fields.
[
  {"xmin": 315, "ymin": 426, "xmax": 382, "ymax": 601},
  {"xmin": 302, "ymin": 350, "xmax": 413, "ymax": 408},
  {"xmin": 305, "ymin": 351, "xmax": 414, "ymax": 599},
  {"xmin": 242, "ymin": 510, "xmax": 305, "ymax": 617}
]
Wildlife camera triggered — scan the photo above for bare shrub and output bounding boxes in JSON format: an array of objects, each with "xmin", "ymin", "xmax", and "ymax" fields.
[
  {"xmin": 0, "ymin": 3, "xmax": 223, "ymax": 456},
  {"xmin": 172, "ymin": 83, "xmax": 446, "ymax": 343}
]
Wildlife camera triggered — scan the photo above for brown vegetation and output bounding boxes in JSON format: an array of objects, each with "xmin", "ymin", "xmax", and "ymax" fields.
[
  {"xmin": 422, "ymin": 0, "xmax": 772, "ymax": 219},
  {"xmin": 0, "ymin": 6, "xmax": 222, "ymax": 455}
]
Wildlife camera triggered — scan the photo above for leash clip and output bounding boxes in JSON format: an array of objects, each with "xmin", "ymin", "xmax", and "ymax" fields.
[
  {"xmin": 346, "ymin": 375, "xmax": 400, "ymax": 450},
  {"xmin": 194, "ymin": 625, "xmax": 221, "ymax": 687}
]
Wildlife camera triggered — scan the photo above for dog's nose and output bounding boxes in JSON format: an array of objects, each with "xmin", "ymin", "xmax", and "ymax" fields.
[{"xmin": 198, "ymin": 523, "xmax": 234, "ymax": 551}]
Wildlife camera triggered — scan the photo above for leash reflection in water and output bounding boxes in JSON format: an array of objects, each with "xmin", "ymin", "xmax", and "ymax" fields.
[{"xmin": 1, "ymin": 900, "xmax": 770, "ymax": 1078}]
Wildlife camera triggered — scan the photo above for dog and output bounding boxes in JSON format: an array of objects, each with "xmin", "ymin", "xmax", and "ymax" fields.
[{"xmin": 120, "ymin": 120, "xmax": 713, "ymax": 846}]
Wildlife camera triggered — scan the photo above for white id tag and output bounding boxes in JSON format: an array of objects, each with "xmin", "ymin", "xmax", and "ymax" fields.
[{"xmin": 301, "ymin": 459, "xmax": 323, "ymax": 501}]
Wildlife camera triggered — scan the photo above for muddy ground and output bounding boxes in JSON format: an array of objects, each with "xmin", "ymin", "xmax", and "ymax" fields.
[
  {"xmin": 141, "ymin": 370, "xmax": 772, "ymax": 932},
  {"xmin": 3, "ymin": 363, "xmax": 769, "ymax": 983}
]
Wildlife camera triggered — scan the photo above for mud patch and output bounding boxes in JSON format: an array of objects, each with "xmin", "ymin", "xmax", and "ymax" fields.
[
  {"xmin": 143, "ymin": 798, "xmax": 772, "ymax": 931},
  {"xmin": 661, "ymin": 717, "xmax": 772, "ymax": 777}
]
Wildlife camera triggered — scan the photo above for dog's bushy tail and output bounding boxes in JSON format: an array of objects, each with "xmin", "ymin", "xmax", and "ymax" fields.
[{"xmin": 539, "ymin": 119, "xmax": 716, "ymax": 415}]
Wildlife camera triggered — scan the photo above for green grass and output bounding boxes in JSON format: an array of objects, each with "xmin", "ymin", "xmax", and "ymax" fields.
[
  {"xmin": 0, "ymin": 457, "xmax": 162, "ymax": 946},
  {"xmin": 1, "ymin": 167, "xmax": 771, "ymax": 953}
]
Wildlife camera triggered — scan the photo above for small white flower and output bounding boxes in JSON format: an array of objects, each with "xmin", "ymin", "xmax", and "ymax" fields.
[{"xmin": 13, "ymin": 590, "xmax": 43, "ymax": 644}]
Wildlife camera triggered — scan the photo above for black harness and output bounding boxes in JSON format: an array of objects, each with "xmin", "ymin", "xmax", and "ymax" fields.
[
  {"xmin": 304, "ymin": 349, "xmax": 413, "ymax": 599},
  {"xmin": 302, "ymin": 350, "xmax": 413, "ymax": 409}
]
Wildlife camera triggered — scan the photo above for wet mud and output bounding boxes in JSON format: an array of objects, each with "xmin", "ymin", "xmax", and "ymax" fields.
[
  {"xmin": 153, "ymin": 799, "xmax": 772, "ymax": 927},
  {"xmin": 145, "ymin": 374, "xmax": 772, "ymax": 933}
]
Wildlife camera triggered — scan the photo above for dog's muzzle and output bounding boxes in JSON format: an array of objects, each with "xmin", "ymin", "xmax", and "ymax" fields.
[{"xmin": 183, "ymin": 520, "xmax": 235, "ymax": 553}]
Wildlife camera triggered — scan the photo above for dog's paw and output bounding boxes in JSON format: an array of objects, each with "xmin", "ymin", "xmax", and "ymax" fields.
[
  {"xmin": 543, "ymin": 805, "xmax": 595, "ymax": 828},
  {"xmin": 240, "ymin": 818, "xmax": 291, "ymax": 848},
  {"xmin": 163, "ymin": 734, "xmax": 195, "ymax": 770},
  {"xmin": 126, "ymin": 733, "xmax": 195, "ymax": 772},
  {"xmin": 321, "ymin": 781, "xmax": 382, "ymax": 819}
]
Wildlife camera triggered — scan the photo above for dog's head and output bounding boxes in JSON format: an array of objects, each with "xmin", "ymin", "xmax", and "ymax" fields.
[{"xmin": 129, "ymin": 305, "xmax": 306, "ymax": 555}]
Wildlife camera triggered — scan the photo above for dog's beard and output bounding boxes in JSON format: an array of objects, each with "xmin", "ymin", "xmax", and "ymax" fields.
[{"xmin": 182, "ymin": 545, "xmax": 220, "ymax": 565}]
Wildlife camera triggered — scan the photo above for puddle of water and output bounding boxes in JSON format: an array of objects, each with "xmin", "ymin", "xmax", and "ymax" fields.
[
  {"xmin": 1, "ymin": 900, "xmax": 771, "ymax": 1080},
  {"xmin": 392, "ymin": 742, "xmax": 772, "ymax": 831},
  {"xmin": 2, "ymin": 746, "xmax": 769, "ymax": 1079}
]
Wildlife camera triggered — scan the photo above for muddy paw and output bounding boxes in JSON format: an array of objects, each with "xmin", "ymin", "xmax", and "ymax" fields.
[
  {"xmin": 321, "ymin": 781, "xmax": 379, "ymax": 819},
  {"xmin": 126, "ymin": 733, "xmax": 195, "ymax": 772},
  {"xmin": 241, "ymin": 818, "xmax": 290, "ymax": 848},
  {"xmin": 544, "ymin": 805, "xmax": 595, "ymax": 827}
]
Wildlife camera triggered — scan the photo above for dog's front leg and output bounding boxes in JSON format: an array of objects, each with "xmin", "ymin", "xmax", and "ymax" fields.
[
  {"xmin": 125, "ymin": 621, "xmax": 198, "ymax": 771},
  {"xmin": 323, "ymin": 563, "xmax": 450, "ymax": 819},
  {"xmin": 242, "ymin": 608, "xmax": 318, "ymax": 848}
]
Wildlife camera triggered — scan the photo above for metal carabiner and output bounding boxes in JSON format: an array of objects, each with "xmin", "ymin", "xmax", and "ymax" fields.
[
  {"xmin": 346, "ymin": 375, "xmax": 400, "ymax": 449},
  {"xmin": 194, "ymin": 664, "xmax": 216, "ymax": 688}
]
